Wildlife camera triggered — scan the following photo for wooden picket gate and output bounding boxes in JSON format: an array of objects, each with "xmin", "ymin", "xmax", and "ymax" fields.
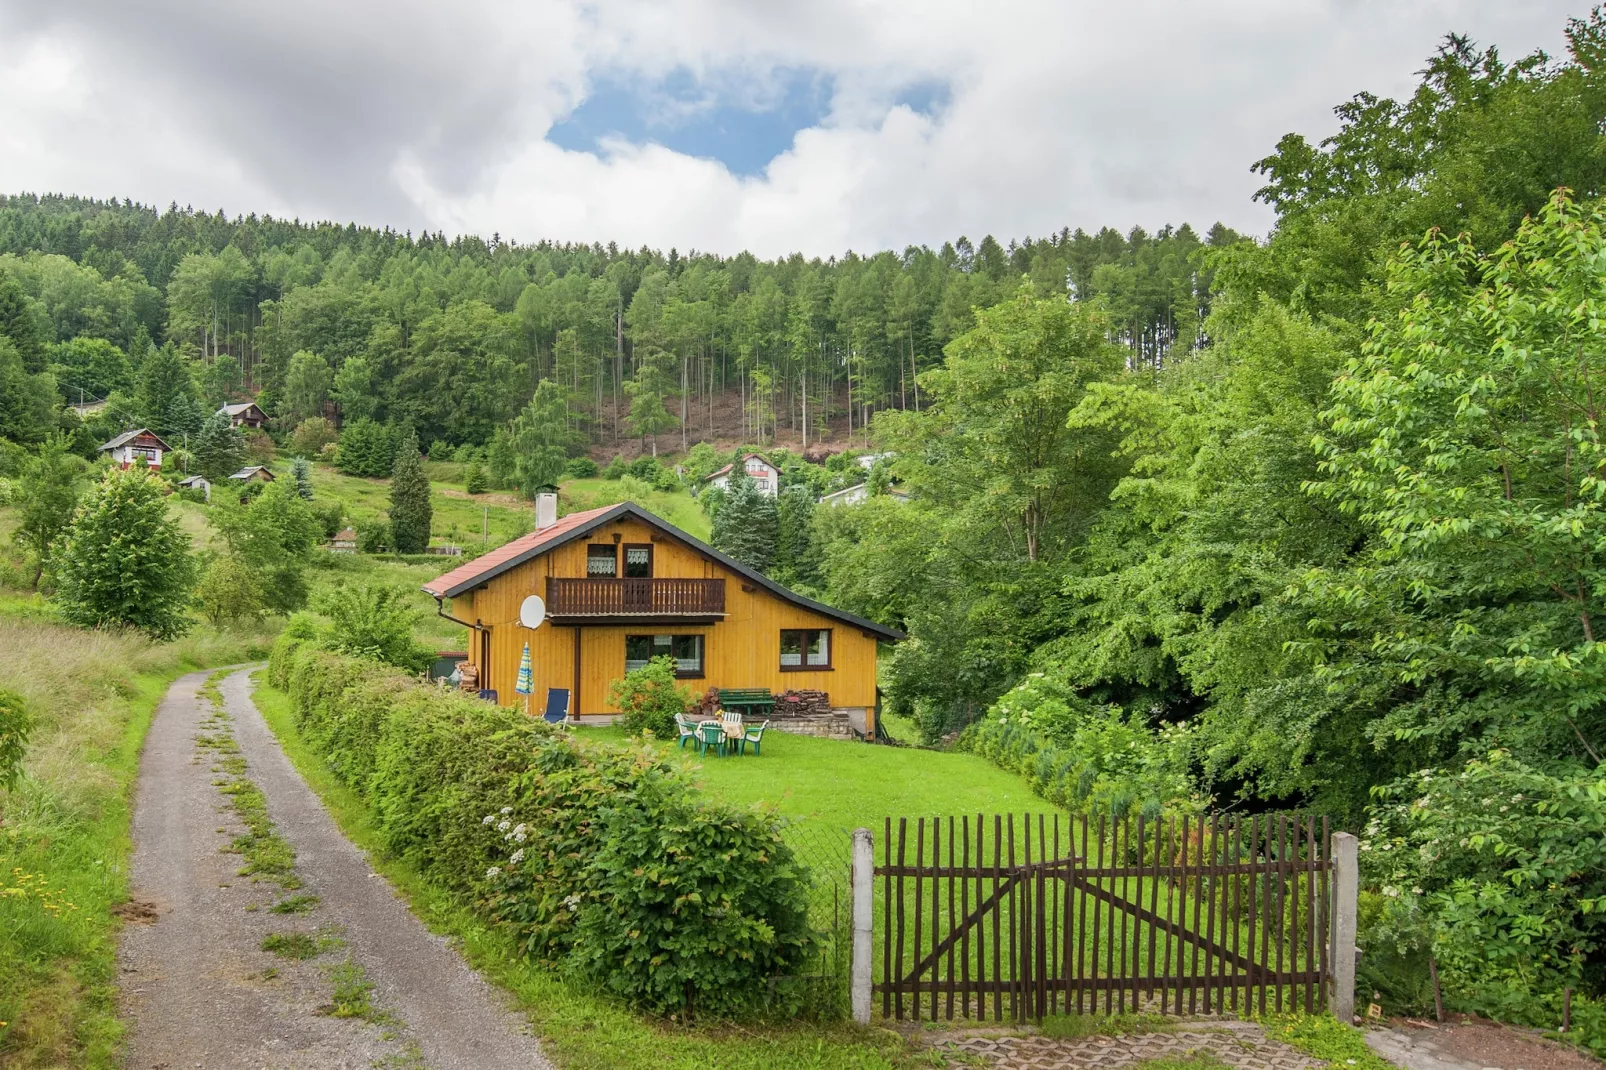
[{"xmin": 875, "ymin": 813, "xmax": 1332, "ymax": 1022}]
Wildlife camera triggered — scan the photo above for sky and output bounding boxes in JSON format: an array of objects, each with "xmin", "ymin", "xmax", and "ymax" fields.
[{"xmin": 0, "ymin": 1, "xmax": 1588, "ymax": 258}]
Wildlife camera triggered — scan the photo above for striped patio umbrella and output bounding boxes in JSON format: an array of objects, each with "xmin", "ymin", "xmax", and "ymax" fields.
[{"xmin": 515, "ymin": 643, "xmax": 534, "ymax": 696}]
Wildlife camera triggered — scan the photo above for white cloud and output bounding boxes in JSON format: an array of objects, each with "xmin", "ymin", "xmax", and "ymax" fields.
[{"xmin": 0, "ymin": 0, "xmax": 1587, "ymax": 256}]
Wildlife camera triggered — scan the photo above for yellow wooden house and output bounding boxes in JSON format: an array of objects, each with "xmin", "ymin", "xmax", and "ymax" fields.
[{"xmin": 421, "ymin": 496, "xmax": 903, "ymax": 734}]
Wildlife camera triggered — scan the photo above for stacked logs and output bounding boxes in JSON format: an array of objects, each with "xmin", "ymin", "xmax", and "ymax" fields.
[{"xmin": 773, "ymin": 690, "xmax": 832, "ymax": 718}]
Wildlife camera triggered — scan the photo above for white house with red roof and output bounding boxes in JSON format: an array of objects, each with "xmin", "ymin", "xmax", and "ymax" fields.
[
  {"xmin": 98, "ymin": 429, "xmax": 172, "ymax": 470},
  {"xmin": 701, "ymin": 453, "xmax": 779, "ymax": 497}
]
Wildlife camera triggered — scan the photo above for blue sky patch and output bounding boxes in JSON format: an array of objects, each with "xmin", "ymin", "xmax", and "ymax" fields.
[
  {"xmin": 548, "ymin": 67, "xmax": 835, "ymax": 177},
  {"xmin": 894, "ymin": 80, "xmax": 951, "ymax": 118}
]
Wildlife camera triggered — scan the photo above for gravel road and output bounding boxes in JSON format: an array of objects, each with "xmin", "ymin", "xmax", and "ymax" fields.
[{"xmin": 118, "ymin": 667, "xmax": 554, "ymax": 1070}]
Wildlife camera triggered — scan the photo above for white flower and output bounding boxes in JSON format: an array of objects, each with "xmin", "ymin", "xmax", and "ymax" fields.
[
  {"xmin": 513, "ymin": 830, "xmax": 527, "ymax": 843},
  {"xmin": 497, "ymin": 819, "xmax": 512, "ymax": 833},
  {"xmin": 563, "ymin": 893, "xmax": 581, "ymax": 912},
  {"xmin": 481, "ymin": 814, "xmax": 496, "ymax": 826},
  {"xmin": 509, "ymin": 848, "xmax": 525, "ymax": 865},
  {"xmin": 1412, "ymin": 886, "xmax": 1423, "ymax": 895},
  {"xmin": 486, "ymin": 866, "xmax": 501, "ymax": 879},
  {"xmin": 513, "ymin": 823, "xmax": 527, "ymax": 837},
  {"xmin": 500, "ymin": 806, "xmax": 513, "ymax": 815}
]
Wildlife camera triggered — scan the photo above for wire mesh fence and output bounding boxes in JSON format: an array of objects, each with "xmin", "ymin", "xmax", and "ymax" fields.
[{"xmin": 783, "ymin": 822, "xmax": 854, "ymax": 1018}]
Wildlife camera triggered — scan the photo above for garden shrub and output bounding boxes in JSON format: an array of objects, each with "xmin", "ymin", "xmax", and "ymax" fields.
[
  {"xmin": 0, "ymin": 689, "xmax": 32, "ymax": 795},
  {"xmin": 601, "ymin": 455, "xmax": 627, "ymax": 480},
  {"xmin": 958, "ymin": 673, "xmax": 1196, "ymax": 818},
  {"xmin": 270, "ymin": 637, "xmax": 815, "ymax": 1018},
  {"xmin": 564, "ymin": 456, "xmax": 598, "ymax": 479},
  {"xmin": 607, "ymin": 655, "xmax": 693, "ymax": 737}
]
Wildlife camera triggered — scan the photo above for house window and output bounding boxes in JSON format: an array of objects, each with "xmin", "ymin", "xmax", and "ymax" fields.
[
  {"xmin": 625, "ymin": 634, "xmax": 704, "ymax": 677},
  {"xmin": 780, "ymin": 629, "xmax": 831, "ymax": 670},
  {"xmin": 623, "ymin": 544, "xmax": 653, "ymax": 578},
  {"xmin": 586, "ymin": 544, "xmax": 617, "ymax": 576}
]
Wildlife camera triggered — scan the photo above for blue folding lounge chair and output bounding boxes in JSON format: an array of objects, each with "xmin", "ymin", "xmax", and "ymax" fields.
[{"xmin": 542, "ymin": 687, "xmax": 571, "ymax": 724}]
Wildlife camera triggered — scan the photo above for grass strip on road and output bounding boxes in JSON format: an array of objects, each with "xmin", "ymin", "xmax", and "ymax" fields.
[{"xmin": 250, "ymin": 675, "xmax": 908, "ymax": 1070}]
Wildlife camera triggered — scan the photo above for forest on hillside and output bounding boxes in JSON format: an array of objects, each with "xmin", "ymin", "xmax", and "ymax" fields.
[
  {"xmin": 0, "ymin": 178, "xmax": 1236, "ymax": 456},
  {"xmin": 6, "ymin": 7, "xmax": 1606, "ymax": 1040}
]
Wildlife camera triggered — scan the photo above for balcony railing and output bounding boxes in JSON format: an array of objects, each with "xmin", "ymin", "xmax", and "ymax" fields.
[{"xmin": 545, "ymin": 577, "xmax": 726, "ymax": 619}]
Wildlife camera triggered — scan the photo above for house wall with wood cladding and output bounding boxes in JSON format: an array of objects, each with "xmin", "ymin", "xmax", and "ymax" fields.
[{"xmin": 452, "ymin": 514, "xmax": 883, "ymax": 724}]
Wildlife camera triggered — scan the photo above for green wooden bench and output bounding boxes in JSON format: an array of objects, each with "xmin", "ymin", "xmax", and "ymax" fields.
[{"xmin": 715, "ymin": 688, "xmax": 775, "ymax": 718}]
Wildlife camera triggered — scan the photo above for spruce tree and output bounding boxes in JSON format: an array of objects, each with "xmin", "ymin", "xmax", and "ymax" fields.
[
  {"xmin": 0, "ymin": 268, "xmax": 46, "ymax": 373},
  {"xmin": 53, "ymin": 467, "xmax": 197, "ymax": 639},
  {"xmin": 192, "ymin": 410, "xmax": 246, "ymax": 480},
  {"xmin": 464, "ymin": 462, "xmax": 487, "ymax": 494},
  {"xmin": 290, "ymin": 456, "xmax": 315, "ymax": 499},
  {"xmin": 710, "ymin": 473, "xmax": 778, "ymax": 573},
  {"xmin": 388, "ymin": 429, "xmax": 431, "ymax": 553},
  {"xmin": 136, "ymin": 343, "xmax": 194, "ymax": 431}
]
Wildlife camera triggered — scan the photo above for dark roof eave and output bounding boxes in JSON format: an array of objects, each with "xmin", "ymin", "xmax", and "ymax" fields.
[{"xmin": 421, "ymin": 501, "xmax": 905, "ymax": 641}]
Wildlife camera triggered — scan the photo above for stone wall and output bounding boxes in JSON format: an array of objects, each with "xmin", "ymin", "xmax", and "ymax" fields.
[{"xmin": 696, "ymin": 687, "xmax": 868, "ymax": 740}]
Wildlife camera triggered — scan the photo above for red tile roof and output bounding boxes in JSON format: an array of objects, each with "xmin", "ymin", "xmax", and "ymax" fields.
[{"xmin": 421, "ymin": 504, "xmax": 616, "ymax": 597}]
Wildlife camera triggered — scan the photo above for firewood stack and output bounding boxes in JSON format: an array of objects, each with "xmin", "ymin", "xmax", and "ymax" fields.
[{"xmin": 774, "ymin": 690, "xmax": 832, "ymax": 718}]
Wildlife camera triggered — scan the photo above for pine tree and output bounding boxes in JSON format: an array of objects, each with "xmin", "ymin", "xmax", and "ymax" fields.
[
  {"xmin": 0, "ymin": 267, "xmax": 46, "ymax": 374},
  {"xmin": 389, "ymin": 429, "xmax": 431, "ymax": 553},
  {"xmin": 136, "ymin": 343, "xmax": 195, "ymax": 431},
  {"xmin": 710, "ymin": 473, "xmax": 778, "ymax": 572},
  {"xmin": 773, "ymin": 484, "xmax": 820, "ymax": 588},
  {"xmin": 464, "ymin": 462, "xmax": 487, "ymax": 494},
  {"xmin": 290, "ymin": 456, "xmax": 314, "ymax": 499},
  {"xmin": 192, "ymin": 410, "xmax": 246, "ymax": 480},
  {"xmin": 53, "ymin": 467, "xmax": 197, "ymax": 639},
  {"xmin": 162, "ymin": 393, "xmax": 206, "ymax": 440}
]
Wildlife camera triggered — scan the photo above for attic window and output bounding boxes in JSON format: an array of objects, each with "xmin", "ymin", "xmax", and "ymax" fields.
[{"xmin": 586, "ymin": 544, "xmax": 617, "ymax": 576}]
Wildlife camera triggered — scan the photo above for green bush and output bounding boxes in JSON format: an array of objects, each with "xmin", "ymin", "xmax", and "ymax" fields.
[
  {"xmin": 607, "ymin": 655, "xmax": 693, "ymax": 737},
  {"xmin": 268, "ymin": 638, "xmax": 814, "ymax": 1018},
  {"xmin": 958, "ymin": 673, "xmax": 1196, "ymax": 818},
  {"xmin": 0, "ymin": 689, "xmax": 32, "ymax": 795},
  {"xmin": 317, "ymin": 583, "xmax": 433, "ymax": 672},
  {"xmin": 464, "ymin": 463, "xmax": 488, "ymax": 495},
  {"xmin": 564, "ymin": 456, "xmax": 598, "ymax": 479},
  {"xmin": 601, "ymin": 455, "xmax": 628, "ymax": 480}
]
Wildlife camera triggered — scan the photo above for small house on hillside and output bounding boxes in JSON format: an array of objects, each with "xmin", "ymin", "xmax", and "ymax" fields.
[
  {"xmin": 99, "ymin": 429, "xmax": 171, "ymax": 470},
  {"xmin": 422, "ymin": 496, "xmax": 903, "ymax": 732},
  {"xmin": 219, "ymin": 402, "xmax": 268, "ymax": 429},
  {"xmin": 228, "ymin": 466, "xmax": 275, "ymax": 483},
  {"xmin": 177, "ymin": 474, "xmax": 212, "ymax": 501},
  {"xmin": 331, "ymin": 527, "xmax": 357, "ymax": 553},
  {"xmin": 702, "ymin": 453, "xmax": 779, "ymax": 497}
]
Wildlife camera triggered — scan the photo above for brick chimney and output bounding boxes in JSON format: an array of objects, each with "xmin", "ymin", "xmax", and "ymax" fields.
[{"xmin": 535, "ymin": 491, "xmax": 558, "ymax": 530}]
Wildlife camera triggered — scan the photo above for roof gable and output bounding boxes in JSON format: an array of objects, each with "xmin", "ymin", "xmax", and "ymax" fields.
[
  {"xmin": 99, "ymin": 428, "xmax": 173, "ymax": 452},
  {"xmin": 421, "ymin": 501, "xmax": 903, "ymax": 641},
  {"xmin": 703, "ymin": 453, "xmax": 778, "ymax": 482}
]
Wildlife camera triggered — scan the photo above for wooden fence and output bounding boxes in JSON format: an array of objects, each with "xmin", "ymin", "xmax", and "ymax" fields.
[{"xmin": 874, "ymin": 813, "xmax": 1332, "ymax": 1022}]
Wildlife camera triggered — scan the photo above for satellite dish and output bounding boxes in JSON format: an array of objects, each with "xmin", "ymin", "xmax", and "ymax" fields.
[{"xmin": 519, "ymin": 595, "xmax": 546, "ymax": 630}]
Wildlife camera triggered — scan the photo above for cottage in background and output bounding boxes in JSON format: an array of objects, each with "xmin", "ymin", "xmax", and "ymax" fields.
[
  {"xmin": 98, "ymin": 429, "xmax": 171, "ymax": 470},
  {"xmin": 701, "ymin": 453, "xmax": 779, "ymax": 497},
  {"xmin": 219, "ymin": 401, "xmax": 268, "ymax": 430}
]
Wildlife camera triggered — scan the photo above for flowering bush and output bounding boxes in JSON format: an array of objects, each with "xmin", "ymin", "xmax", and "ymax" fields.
[
  {"xmin": 269, "ymin": 634, "xmax": 814, "ymax": 1017},
  {"xmin": 958, "ymin": 673, "xmax": 1197, "ymax": 818},
  {"xmin": 1363, "ymin": 751, "xmax": 1606, "ymax": 1000}
]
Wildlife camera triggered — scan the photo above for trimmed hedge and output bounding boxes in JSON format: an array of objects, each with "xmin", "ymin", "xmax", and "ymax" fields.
[{"xmin": 266, "ymin": 635, "xmax": 814, "ymax": 1017}]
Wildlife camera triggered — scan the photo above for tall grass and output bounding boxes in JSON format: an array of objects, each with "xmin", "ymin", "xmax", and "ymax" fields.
[{"xmin": 0, "ymin": 614, "xmax": 271, "ymax": 1067}]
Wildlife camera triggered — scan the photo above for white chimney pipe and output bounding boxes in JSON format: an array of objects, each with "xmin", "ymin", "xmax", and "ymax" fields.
[{"xmin": 535, "ymin": 491, "xmax": 558, "ymax": 530}]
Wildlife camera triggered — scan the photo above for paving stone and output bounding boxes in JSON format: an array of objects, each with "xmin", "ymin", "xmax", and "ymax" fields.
[{"xmin": 932, "ymin": 1022, "xmax": 1325, "ymax": 1070}]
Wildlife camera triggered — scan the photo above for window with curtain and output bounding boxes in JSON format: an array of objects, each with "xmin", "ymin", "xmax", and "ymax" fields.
[
  {"xmin": 586, "ymin": 544, "xmax": 617, "ymax": 576},
  {"xmin": 779, "ymin": 629, "xmax": 831, "ymax": 669}
]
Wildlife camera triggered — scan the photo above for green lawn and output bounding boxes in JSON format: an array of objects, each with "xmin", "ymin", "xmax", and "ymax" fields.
[
  {"xmin": 579, "ymin": 726, "xmax": 1046, "ymax": 834},
  {"xmin": 560, "ymin": 478, "xmax": 711, "ymax": 541}
]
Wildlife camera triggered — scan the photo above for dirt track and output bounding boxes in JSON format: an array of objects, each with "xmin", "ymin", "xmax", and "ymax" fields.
[{"xmin": 117, "ymin": 667, "xmax": 553, "ymax": 1069}]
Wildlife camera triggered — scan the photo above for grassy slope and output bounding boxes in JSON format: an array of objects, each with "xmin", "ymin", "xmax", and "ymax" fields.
[
  {"xmin": 250, "ymin": 678, "xmax": 907, "ymax": 1070},
  {"xmin": 0, "ymin": 612, "xmax": 271, "ymax": 1066},
  {"xmin": 559, "ymin": 478, "xmax": 711, "ymax": 541},
  {"xmin": 580, "ymin": 725, "xmax": 1044, "ymax": 834}
]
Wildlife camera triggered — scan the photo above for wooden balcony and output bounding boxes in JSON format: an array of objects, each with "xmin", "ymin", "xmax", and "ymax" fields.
[{"xmin": 545, "ymin": 577, "xmax": 726, "ymax": 622}]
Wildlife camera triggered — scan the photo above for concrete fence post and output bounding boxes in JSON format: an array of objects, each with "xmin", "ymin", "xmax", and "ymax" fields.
[
  {"xmin": 851, "ymin": 827, "xmax": 874, "ymax": 1025},
  {"xmin": 1330, "ymin": 831, "xmax": 1359, "ymax": 1024}
]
